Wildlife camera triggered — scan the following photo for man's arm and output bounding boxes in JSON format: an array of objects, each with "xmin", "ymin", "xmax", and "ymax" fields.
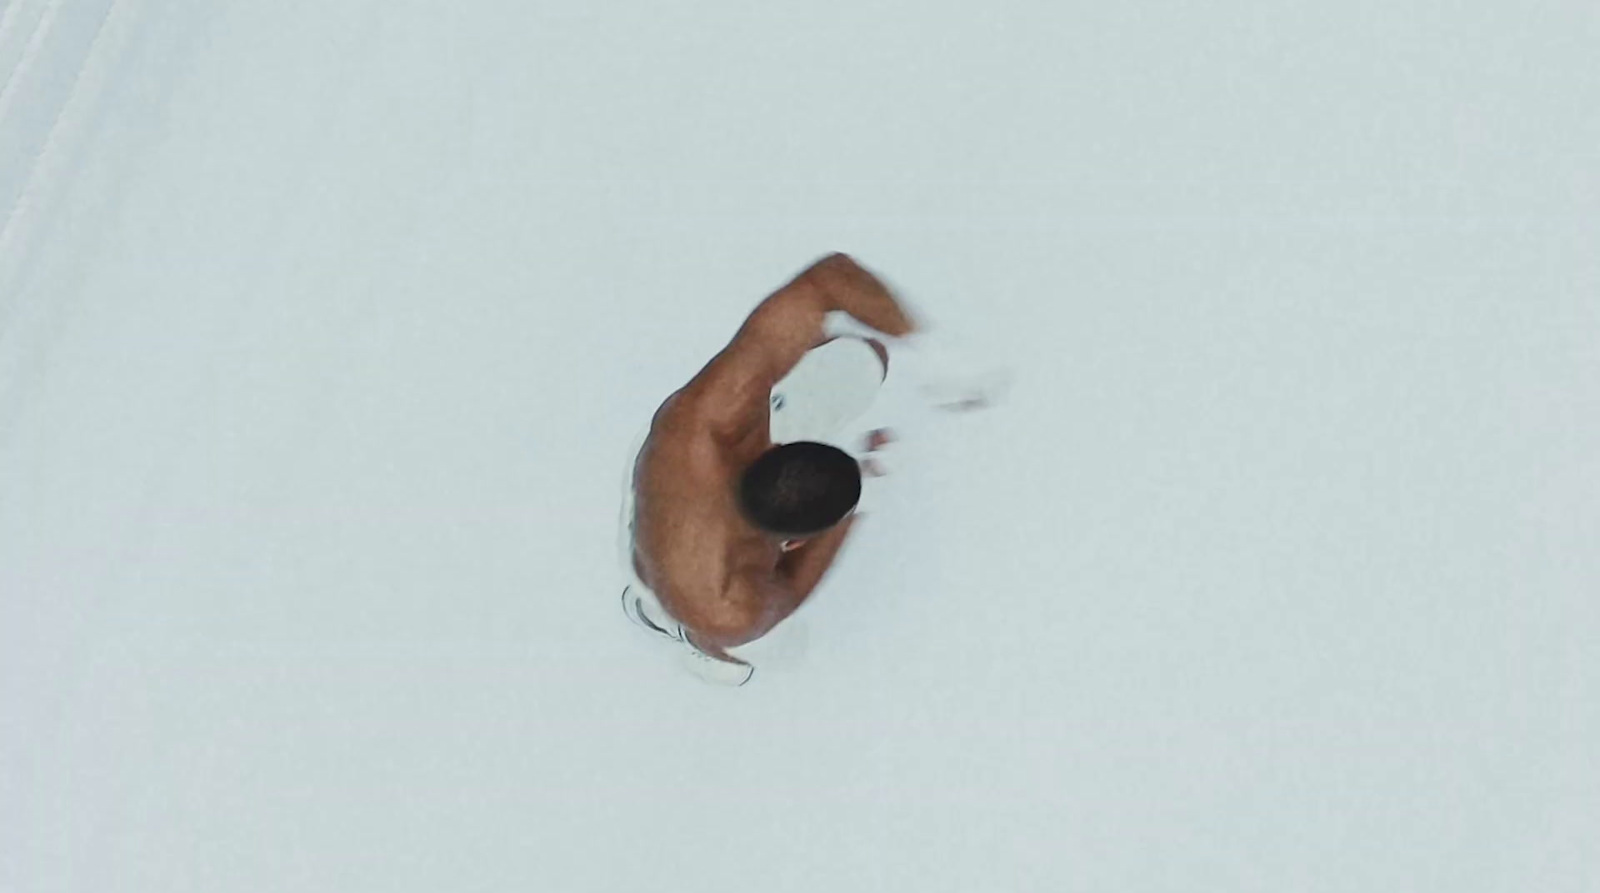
[
  {"xmin": 700, "ymin": 513, "xmax": 862, "ymax": 652},
  {"xmin": 798, "ymin": 252, "xmax": 919, "ymax": 340},
  {"xmin": 776, "ymin": 512, "xmax": 860, "ymax": 604},
  {"xmin": 695, "ymin": 253, "xmax": 919, "ymax": 401}
]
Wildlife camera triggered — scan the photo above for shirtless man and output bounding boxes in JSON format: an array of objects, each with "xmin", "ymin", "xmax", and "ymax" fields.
[{"xmin": 628, "ymin": 253, "xmax": 918, "ymax": 668}]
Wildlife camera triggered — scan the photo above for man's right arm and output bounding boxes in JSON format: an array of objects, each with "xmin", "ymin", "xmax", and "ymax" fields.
[
  {"xmin": 691, "ymin": 253, "xmax": 919, "ymax": 407},
  {"xmin": 798, "ymin": 252, "xmax": 919, "ymax": 340}
]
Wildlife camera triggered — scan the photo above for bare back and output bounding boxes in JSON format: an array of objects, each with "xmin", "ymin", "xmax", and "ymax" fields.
[{"xmin": 629, "ymin": 388, "xmax": 782, "ymax": 637}]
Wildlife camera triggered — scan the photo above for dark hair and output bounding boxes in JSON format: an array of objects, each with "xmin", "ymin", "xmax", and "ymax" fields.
[{"xmin": 737, "ymin": 441, "xmax": 862, "ymax": 537}]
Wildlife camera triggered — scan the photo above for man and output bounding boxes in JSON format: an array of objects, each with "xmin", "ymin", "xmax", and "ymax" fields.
[{"xmin": 619, "ymin": 252, "xmax": 1000, "ymax": 685}]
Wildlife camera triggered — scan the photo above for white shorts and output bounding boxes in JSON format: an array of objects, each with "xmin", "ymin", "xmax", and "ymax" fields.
[{"xmin": 619, "ymin": 335, "xmax": 886, "ymax": 686}]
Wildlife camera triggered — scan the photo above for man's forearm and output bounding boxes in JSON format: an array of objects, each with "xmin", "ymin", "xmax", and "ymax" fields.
[{"xmin": 808, "ymin": 254, "xmax": 918, "ymax": 338}]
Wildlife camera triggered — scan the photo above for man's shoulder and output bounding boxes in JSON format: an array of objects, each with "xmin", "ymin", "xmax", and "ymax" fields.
[{"xmin": 657, "ymin": 376, "xmax": 767, "ymax": 450}]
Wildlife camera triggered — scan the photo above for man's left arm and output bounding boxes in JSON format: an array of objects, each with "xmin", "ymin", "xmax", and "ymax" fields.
[{"xmin": 777, "ymin": 513, "xmax": 862, "ymax": 602}]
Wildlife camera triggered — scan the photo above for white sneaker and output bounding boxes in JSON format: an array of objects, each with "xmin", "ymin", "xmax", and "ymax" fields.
[
  {"xmin": 621, "ymin": 586, "xmax": 683, "ymax": 641},
  {"xmin": 678, "ymin": 642, "xmax": 756, "ymax": 687},
  {"xmin": 769, "ymin": 337, "xmax": 885, "ymax": 445}
]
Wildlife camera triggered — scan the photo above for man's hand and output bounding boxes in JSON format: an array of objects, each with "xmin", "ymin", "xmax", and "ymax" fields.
[{"xmin": 859, "ymin": 427, "xmax": 894, "ymax": 478}]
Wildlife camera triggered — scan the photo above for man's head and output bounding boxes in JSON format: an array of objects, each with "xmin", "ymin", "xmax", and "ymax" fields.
[{"xmin": 736, "ymin": 441, "xmax": 862, "ymax": 539}]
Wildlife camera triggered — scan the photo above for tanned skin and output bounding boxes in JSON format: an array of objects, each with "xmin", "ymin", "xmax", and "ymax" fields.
[{"xmin": 628, "ymin": 253, "xmax": 917, "ymax": 665}]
